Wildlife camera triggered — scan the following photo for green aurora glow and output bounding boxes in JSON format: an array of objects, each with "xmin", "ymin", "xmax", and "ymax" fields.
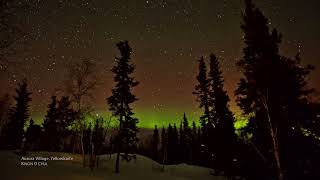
[
  {"xmin": 32, "ymin": 108, "xmax": 203, "ymax": 129},
  {"xmin": 31, "ymin": 107, "xmax": 248, "ymax": 130}
]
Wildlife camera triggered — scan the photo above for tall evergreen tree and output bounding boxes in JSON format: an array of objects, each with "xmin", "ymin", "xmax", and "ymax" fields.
[
  {"xmin": 172, "ymin": 123, "xmax": 179, "ymax": 163},
  {"xmin": 235, "ymin": 1, "xmax": 314, "ymax": 179},
  {"xmin": 107, "ymin": 41, "xmax": 139, "ymax": 173},
  {"xmin": 182, "ymin": 113, "xmax": 190, "ymax": 132},
  {"xmin": 208, "ymin": 53, "xmax": 236, "ymax": 175},
  {"xmin": 25, "ymin": 118, "xmax": 41, "ymax": 150},
  {"xmin": 191, "ymin": 121, "xmax": 198, "ymax": 164},
  {"xmin": 180, "ymin": 113, "xmax": 191, "ymax": 163},
  {"xmin": 56, "ymin": 96, "xmax": 76, "ymax": 151},
  {"xmin": 193, "ymin": 56, "xmax": 210, "ymax": 128},
  {"xmin": 160, "ymin": 126, "xmax": 167, "ymax": 164},
  {"xmin": 152, "ymin": 125, "xmax": 160, "ymax": 161},
  {"xmin": 43, "ymin": 96, "xmax": 75, "ymax": 151},
  {"xmin": 191, "ymin": 121, "xmax": 197, "ymax": 141},
  {"xmin": 193, "ymin": 56, "xmax": 212, "ymax": 166},
  {"xmin": 178, "ymin": 121, "xmax": 184, "ymax": 162},
  {"xmin": 166, "ymin": 123, "xmax": 174, "ymax": 163},
  {"xmin": 43, "ymin": 96, "xmax": 59, "ymax": 151},
  {"xmin": 6, "ymin": 80, "xmax": 31, "ymax": 149}
]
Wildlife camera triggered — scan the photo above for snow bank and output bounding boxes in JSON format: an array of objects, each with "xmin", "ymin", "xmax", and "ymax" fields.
[{"xmin": 0, "ymin": 151, "xmax": 227, "ymax": 180}]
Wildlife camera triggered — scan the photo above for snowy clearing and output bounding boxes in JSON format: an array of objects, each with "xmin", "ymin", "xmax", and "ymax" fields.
[{"xmin": 0, "ymin": 151, "xmax": 227, "ymax": 180}]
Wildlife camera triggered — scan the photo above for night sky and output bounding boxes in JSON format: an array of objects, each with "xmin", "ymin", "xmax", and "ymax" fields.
[{"xmin": 1, "ymin": 0, "xmax": 319, "ymax": 128}]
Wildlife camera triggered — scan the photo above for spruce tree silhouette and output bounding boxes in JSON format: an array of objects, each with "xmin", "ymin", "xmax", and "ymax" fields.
[
  {"xmin": 179, "ymin": 120, "xmax": 185, "ymax": 163},
  {"xmin": 160, "ymin": 126, "xmax": 167, "ymax": 165},
  {"xmin": 193, "ymin": 56, "xmax": 211, "ymax": 165},
  {"xmin": 208, "ymin": 53, "xmax": 236, "ymax": 176},
  {"xmin": 152, "ymin": 125, "xmax": 159, "ymax": 161},
  {"xmin": 235, "ymin": 0, "xmax": 315, "ymax": 179},
  {"xmin": 43, "ymin": 96, "xmax": 75, "ymax": 151},
  {"xmin": 107, "ymin": 41, "xmax": 139, "ymax": 173},
  {"xmin": 43, "ymin": 96, "xmax": 59, "ymax": 151},
  {"xmin": 191, "ymin": 121, "xmax": 198, "ymax": 164},
  {"xmin": 166, "ymin": 123, "xmax": 173, "ymax": 164},
  {"xmin": 6, "ymin": 80, "xmax": 31, "ymax": 149},
  {"xmin": 179, "ymin": 113, "xmax": 191, "ymax": 163},
  {"xmin": 172, "ymin": 123, "xmax": 179, "ymax": 163},
  {"xmin": 25, "ymin": 118, "xmax": 41, "ymax": 150},
  {"xmin": 56, "ymin": 96, "xmax": 76, "ymax": 151},
  {"xmin": 193, "ymin": 56, "xmax": 210, "ymax": 128}
]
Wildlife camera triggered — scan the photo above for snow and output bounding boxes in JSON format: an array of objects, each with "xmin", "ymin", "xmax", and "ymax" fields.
[{"xmin": 0, "ymin": 151, "xmax": 227, "ymax": 180}]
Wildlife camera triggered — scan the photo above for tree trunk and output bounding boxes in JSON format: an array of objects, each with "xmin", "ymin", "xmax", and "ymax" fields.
[
  {"xmin": 115, "ymin": 151, "xmax": 120, "ymax": 173},
  {"xmin": 262, "ymin": 92, "xmax": 284, "ymax": 180},
  {"xmin": 115, "ymin": 114, "xmax": 123, "ymax": 173},
  {"xmin": 80, "ymin": 125, "xmax": 85, "ymax": 167},
  {"xmin": 271, "ymin": 130, "xmax": 283, "ymax": 180}
]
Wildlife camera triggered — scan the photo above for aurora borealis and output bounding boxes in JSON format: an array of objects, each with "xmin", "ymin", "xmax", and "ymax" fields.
[{"xmin": 1, "ymin": 0, "xmax": 319, "ymax": 128}]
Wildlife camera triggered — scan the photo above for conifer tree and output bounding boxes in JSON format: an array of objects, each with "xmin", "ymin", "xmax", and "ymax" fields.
[
  {"xmin": 191, "ymin": 121, "xmax": 197, "ymax": 138},
  {"xmin": 6, "ymin": 80, "xmax": 31, "ymax": 149},
  {"xmin": 178, "ymin": 121, "xmax": 184, "ymax": 162},
  {"xmin": 235, "ymin": 0, "xmax": 314, "ymax": 179},
  {"xmin": 160, "ymin": 126, "xmax": 167, "ymax": 164},
  {"xmin": 152, "ymin": 125, "xmax": 160, "ymax": 161},
  {"xmin": 193, "ymin": 56, "xmax": 212, "ymax": 163},
  {"xmin": 193, "ymin": 57, "xmax": 210, "ymax": 128},
  {"xmin": 179, "ymin": 113, "xmax": 191, "ymax": 163},
  {"xmin": 182, "ymin": 113, "xmax": 190, "ymax": 132},
  {"xmin": 172, "ymin": 123, "xmax": 179, "ymax": 163},
  {"xmin": 185, "ymin": 116, "xmax": 192, "ymax": 163},
  {"xmin": 43, "ymin": 96, "xmax": 75, "ymax": 151},
  {"xmin": 43, "ymin": 96, "xmax": 59, "ymax": 151},
  {"xmin": 107, "ymin": 41, "xmax": 139, "ymax": 173},
  {"xmin": 25, "ymin": 119, "xmax": 41, "ymax": 150},
  {"xmin": 56, "ymin": 96, "xmax": 75, "ymax": 151},
  {"xmin": 191, "ymin": 121, "xmax": 198, "ymax": 164},
  {"xmin": 166, "ymin": 123, "xmax": 173, "ymax": 163},
  {"xmin": 208, "ymin": 53, "xmax": 236, "ymax": 175}
]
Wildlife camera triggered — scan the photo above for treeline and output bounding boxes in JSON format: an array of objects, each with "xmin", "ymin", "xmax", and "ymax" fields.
[
  {"xmin": 140, "ymin": 114, "xmax": 202, "ymax": 166},
  {"xmin": 0, "ymin": 83, "xmax": 110, "ymax": 169}
]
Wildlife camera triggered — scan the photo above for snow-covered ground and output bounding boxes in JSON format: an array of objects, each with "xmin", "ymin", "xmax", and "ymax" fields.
[{"xmin": 0, "ymin": 151, "xmax": 227, "ymax": 180}]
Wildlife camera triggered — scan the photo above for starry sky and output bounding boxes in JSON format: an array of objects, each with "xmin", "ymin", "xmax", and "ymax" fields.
[{"xmin": 1, "ymin": 0, "xmax": 320, "ymax": 128}]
